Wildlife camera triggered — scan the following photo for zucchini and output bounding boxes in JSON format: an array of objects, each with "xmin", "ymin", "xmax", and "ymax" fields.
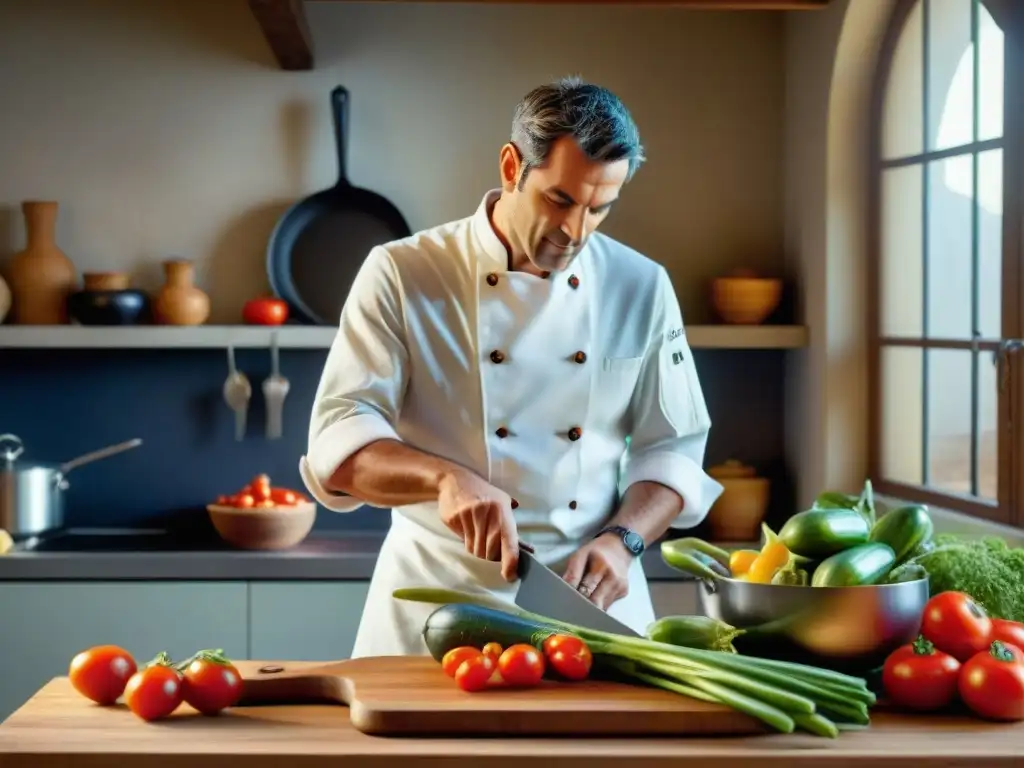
[
  {"xmin": 422, "ymin": 603, "xmax": 559, "ymax": 661},
  {"xmin": 869, "ymin": 505, "xmax": 933, "ymax": 565},
  {"xmin": 778, "ymin": 508, "xmax": 870, "ymax": 558},
  {"xmin": 644, "ymin": 615, "xmax": 744, "ymax": 653},
  {"xmin": 810, "ymin": 542, "xmax": 896, "ymax": 588}
]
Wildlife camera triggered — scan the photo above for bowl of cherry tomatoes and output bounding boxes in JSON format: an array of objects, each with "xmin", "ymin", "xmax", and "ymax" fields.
[{"xmin": 207, "ymin": 473, "xmax": 316, "ymax": 550}]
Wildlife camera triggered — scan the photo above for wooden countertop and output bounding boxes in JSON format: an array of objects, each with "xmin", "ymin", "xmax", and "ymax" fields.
[{"xmin": 1, "ymin": 666, "xmax": 1021, "ymax": 767}]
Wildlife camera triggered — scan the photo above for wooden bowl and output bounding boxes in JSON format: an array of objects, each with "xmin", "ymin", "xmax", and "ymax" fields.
[
  {"xmin": 711, "ymin": 275, "xmax": 783, "ymax": 325},
  {"xmin": 206, "ymin": 502, "xmax": 316, "ymax": 550}
]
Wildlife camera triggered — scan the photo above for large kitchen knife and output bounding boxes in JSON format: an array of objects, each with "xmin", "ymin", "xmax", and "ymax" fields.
[{"xmin": 515, "ymin": 545, "xmax": 641, "ymax": 637}]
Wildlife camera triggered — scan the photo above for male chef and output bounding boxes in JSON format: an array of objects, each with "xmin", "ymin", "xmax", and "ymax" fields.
[{"xmin": 299, "ymin": 76, "xmax": 723, "ymax": 658}]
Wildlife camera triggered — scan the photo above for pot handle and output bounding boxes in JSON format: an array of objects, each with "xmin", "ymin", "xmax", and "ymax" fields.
[{"xmin": 0, "ymin": 434, "xmax": 24, "ymax": 463}]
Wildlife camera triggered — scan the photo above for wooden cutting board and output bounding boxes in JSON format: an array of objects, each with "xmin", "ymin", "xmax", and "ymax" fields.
[{"xmin": 239, "ymin": 656, "xmax": 767, "ymax": 737}]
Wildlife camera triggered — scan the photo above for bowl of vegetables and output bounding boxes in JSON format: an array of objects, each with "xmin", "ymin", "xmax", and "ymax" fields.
[
  {"xmin": 207, "ymin": 473, "xmax": 316, "ymax": 550},
  {"xmin": 662, "ymin": 481, "xmax": 932, "ymax": 673}
]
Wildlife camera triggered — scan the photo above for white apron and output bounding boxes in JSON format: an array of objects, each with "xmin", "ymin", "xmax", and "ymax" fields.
[{"xmin": 300, "ymin": 190, "xmax": 723, "ymax": 658}]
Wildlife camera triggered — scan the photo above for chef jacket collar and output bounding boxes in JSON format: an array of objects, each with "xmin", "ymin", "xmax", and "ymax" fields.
[{"xmin": 470, "ymin": 189, "xmax": 512, "ymax": 274}]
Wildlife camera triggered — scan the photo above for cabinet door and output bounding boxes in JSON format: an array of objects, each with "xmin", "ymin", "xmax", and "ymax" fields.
[
  {"xmin": 249, "ymin": 582, "xmax": 370, "ymax": 662},
  {"xmin": 0, "ymin": 582, "xmax": 248, "ymax": 723},
  {"xmin": 648, "ymin": 581, "xmax": 701, "ymax": 618}
]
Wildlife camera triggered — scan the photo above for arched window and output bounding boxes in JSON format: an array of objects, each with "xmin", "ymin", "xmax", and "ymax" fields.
[{"xmin": 870, "ymin": 0, "xmax": 1022, "ymax": 524}]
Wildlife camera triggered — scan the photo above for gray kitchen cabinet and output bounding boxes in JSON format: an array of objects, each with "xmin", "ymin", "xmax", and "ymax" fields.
[
  {"xmin": 0, "ymin": 582, "xmax": 248, "ymax": 724},
  {"xmin": 648, "ymin": 580, "xmax": 700, "ymax": 618},
  {"xmin": 248, "ymin": 581, "xmax": 370, "ymax": 662}
]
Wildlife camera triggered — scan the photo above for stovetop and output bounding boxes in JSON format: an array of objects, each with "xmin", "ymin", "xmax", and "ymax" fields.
[{"xmin": 12, "ymin": 528, "xmax": 231, "ymax": 553}]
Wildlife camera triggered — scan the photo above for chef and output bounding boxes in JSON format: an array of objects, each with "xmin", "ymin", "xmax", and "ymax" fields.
[{"xmin": 299, "ymin": 76, "xmax": 723, "ymax": 658}]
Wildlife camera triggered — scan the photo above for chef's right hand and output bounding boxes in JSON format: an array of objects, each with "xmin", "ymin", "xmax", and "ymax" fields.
[{"xmin": 437, "ymin": 469, "xmax": 520, "ymax": 582}]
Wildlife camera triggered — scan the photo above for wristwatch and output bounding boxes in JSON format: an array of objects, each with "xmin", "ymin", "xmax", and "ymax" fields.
[{"xmin": 595, "ymin": 525, "xmax": 645, "ymax": 556}]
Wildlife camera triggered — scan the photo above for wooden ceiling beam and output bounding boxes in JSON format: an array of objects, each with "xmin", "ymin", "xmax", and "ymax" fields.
[{"xmin": 248, "ymin": 0, "xmax": 315, "ymax": 71}]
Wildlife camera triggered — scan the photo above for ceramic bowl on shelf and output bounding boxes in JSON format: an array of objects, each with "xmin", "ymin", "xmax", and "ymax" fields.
[
  {"xmin": 705, "ymin": 459, "xmax": 769, "ymax": 541},
  {"xmin": 67, "ymin": 272, "xmax": 151, "ymax": 326},
  {"xmin": 710, "ymin": 270, "xmax": 783, "ymax": 325},
  {"xmin": 206, "ymin": 502, "xmax": 316, "ymax": 550}
]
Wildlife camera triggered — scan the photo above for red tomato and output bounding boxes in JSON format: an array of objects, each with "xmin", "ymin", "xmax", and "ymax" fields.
[
  {"xmin": 269, "ymin": 487, "xmax": 300, "ymax": 506},
  {"xmin": 242, "ymin": 297, "xmax": 289, "ymax": 326},
  {"xmin": 68, "ymin": 645, "xmax": 138, "ymax": 705},
  {"xmin": 454, "ymin": 653, "xmax": 495, "ymax": 692},
  {"xmin": 990, "ymin": 619, "xmax": 1024, "ymax": 653},
  {"xmin": 250, "ymin": 475, "xmax": 272, "ymax": 502},
  {"xmin": 481, "ymin": 642, "xmax": 503, "ymax": 661},
  {"xmin": 881, "ymin": 635, "xmax": 960, "ymax": 711},
  {"xmin": 920, "ymin": 591, "xmax": 993, "ymax": 662},
  {"xmin": 958, "ymin": 641, "xmax": 1024, "ymax": 721},
  {"xmin": 180, "ymin": 652, "xmax": 243, "ymax": 716},
  {"xmin": 441, "ymin": 646, "xmax": 481, "ymax": 678},
  {"xmin": 542, "ymin": 634, "xmax": 593, "ymax": 682},
  {"xmin": 497, "ymin": 644, "xmax": 545, "ymax": 687},
  {"xmin": 124, "ymin": 661, "xmax": 184, "ymax": 721}
]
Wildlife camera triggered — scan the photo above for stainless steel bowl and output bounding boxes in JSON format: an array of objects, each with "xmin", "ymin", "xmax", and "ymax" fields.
[{"xmin": 699, "ymin": 576, "xmax": 930, "ymax": 673}]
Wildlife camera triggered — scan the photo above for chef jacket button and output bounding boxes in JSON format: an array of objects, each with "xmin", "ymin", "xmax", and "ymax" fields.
[
  {"xmin": 486, "ymin": 273, "xmax": 498, "ymax": 286},
  {"xmin": 490, "ymin": 350, "xmax": 505, "ymax": 364},
  {"xmin": 511, "ymin": 498, "xmax": 519, "ymax": 509},
  {"xmin": 567, "ymin": 426, "xmax": 582, "ymax": 441},
  {"xmin": 495, "ymin": 426, "xmax": 509, "ymax": 438},
  {"xmin": 568, "ymin": 274, "xmax": 580, "ymax": 289},
  {"xmin": 569, "ymin": 500, "xmax": 578, "ymax": 510},
  {"xmin": 573, "ymin": 351, "xmax": 587, "ymax": 364}
]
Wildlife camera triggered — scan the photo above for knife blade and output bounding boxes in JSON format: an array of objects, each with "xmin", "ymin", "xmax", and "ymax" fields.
[{"xmin": 514, "ymin": 545, "xmax": 641, "ymax": 637}]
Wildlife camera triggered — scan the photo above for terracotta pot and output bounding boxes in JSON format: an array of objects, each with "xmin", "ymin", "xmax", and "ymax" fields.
[
  {"xmin": 0, "ymin": 274, "xmax": 10, "ymax": 324},
  {"xmin": 6, "ymin": 201, "xmax": 78, "ymax": 325},
  {"xmin": 153, "ymin": 259, "xmax": 209, "ymax": 326},
  {"xmin": 710, "ymin": 269, "xmax": 783, "ymax": 325},
  {"xmin": 705, "ymin": 459, "xmax": 770, "ymax": 541}
]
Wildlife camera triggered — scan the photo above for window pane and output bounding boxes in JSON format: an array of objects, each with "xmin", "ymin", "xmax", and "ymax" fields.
[
  {"xmin": 978, "ymin": 148, "xmax": 1003, "ymax": 338},
  {"xmin": 882, "ymin": 345, "xmax": 923, "ymax": 485},
  {"xmin": 978, "ymin": 349, "xmax": 998, "ymax": 500},
  {"xmin": 928, "ymin": 0, "xmax": 973, "ymax": 151},
  {"xmin": 927, "ymin": 156, "xmax": 973, "ymax": 339},
  {"xmin": 978, "ymin": 2, "xmax": 1004, "ymax": 142},
  {"xmin": 881, "ymin": 165, "xmax": 923, "ymax": 336},
  {"xmin": 927, "ymin": 349, "xmax": 972, "ymax": 495},
  {"xmin": 883, "ymin": 0, "xmax": 923, "ymax": 159}
]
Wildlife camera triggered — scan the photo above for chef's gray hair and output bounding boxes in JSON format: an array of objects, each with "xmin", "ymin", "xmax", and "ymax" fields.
[{"xmin": 510, "ymin": 76, "xmax": 646, "ymax": 190}]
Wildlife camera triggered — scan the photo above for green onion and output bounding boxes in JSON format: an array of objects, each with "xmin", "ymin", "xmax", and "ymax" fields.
[{"xmin": 393, "ymin": 586, "xmax": 875, "ymax": 738}]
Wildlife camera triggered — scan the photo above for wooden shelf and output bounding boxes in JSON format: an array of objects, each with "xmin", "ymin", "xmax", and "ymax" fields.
[{"xmin": 0, "ymin": 325, "xmax": 808, "ymax": 350}]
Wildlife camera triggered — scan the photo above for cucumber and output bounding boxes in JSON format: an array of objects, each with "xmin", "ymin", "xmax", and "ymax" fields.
[
  {"xmin": 421, "ymin": 603, "xmax": 559, "ymax": 661},
  {"xmin": 869, "ymin": 505, "xmax": 933, "ymax": 565},
  {"xmin": 778, "ymin": 508, "xmax": 870, "ymax": 558},
  {"xmin": 810, "ymin": 542, "xmax": 896, "ymax": 588}
]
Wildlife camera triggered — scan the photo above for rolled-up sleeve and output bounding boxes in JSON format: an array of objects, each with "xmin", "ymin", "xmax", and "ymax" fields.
[
  {"xmin": 619, "ymin": 267, "xmax": 723, "ymax": 528},
  {"xmin": 298, "ymin": 246, "xmax": 409, "ymax": 512}
]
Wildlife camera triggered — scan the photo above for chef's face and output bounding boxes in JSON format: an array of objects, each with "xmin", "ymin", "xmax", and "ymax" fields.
[{"xmin": 499, "ymin": 135, "xmax": 629, "ymax": 275}]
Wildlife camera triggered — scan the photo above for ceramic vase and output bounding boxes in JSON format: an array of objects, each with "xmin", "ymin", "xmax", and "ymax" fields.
[
  {"xmin": 153, "ymin": 259, "xmax": 210, "ymax": 326},
  {"xmin": 0, "ymin": 274, "xmax": 10, "ymax": 324},
  {"xmin": 7, "ymin": 201, "xmax": 78, "ymax": 324}
]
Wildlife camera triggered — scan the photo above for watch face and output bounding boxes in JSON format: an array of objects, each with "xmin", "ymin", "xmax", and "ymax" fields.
[{"xmin": 623, "ymin": 530, "xmax": 645, "ymax": 555}]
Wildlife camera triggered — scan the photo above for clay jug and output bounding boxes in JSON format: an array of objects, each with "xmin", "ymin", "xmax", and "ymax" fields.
[
  {"xmin": 153, "ymin": 259, "xmax": 209, "ymax": 326},
  {"xmin": 7, "ymin": 201, "xmax": 78, "ymax": 324}
]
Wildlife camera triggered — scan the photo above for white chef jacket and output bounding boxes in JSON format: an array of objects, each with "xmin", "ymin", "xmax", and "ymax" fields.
[{"xmin": 300, "ymin": 189, "xmax": 723, "ymax": 658}]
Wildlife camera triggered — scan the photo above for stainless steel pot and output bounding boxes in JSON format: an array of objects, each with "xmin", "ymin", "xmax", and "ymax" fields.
[
  {"xmin": 0, "ymin": 434, "xmax": 143, "ymax": 538},
  {"xmin": 698, "ymin": 575, "xmax": 929, "ymax": 674}
]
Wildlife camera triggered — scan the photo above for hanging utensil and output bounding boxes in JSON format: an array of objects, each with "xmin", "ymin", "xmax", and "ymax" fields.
[
  {"xmin": 262, "ymin": 330, "xmax": 290, "ymax": 440},
  {"xmin": 223, "ymin": 345, "xmax": 252, "ymax": 442},
  {"xmin": 0, "ymin": 434, "xmax": 143, "ymax": 539}
]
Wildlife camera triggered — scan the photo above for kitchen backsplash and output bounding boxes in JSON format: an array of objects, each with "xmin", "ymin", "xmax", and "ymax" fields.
[{"xmin": 0, "ymin": 348, "xmax": 793, "ymax": 534}]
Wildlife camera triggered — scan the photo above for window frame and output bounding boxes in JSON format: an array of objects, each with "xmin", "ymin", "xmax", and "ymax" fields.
[{"xmin": 867, "ymin": 0, "xmax": 1024, "ymax": 527}]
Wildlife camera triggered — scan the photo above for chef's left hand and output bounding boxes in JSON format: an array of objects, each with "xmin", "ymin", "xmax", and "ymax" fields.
[{"xmin": 562, "ymin": 534, "xmax": 632, "ymax": 611}]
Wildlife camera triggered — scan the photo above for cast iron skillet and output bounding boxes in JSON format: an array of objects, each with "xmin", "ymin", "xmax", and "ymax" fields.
[{"xmin": 266, "ymin": 85, "xmax": 412, "ymax": 326}]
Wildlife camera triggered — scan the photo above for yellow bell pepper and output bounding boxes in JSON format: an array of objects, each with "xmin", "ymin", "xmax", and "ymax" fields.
[{"xmin": 728, "ymin": 549, "xmax": 760, "ymax": 577}]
